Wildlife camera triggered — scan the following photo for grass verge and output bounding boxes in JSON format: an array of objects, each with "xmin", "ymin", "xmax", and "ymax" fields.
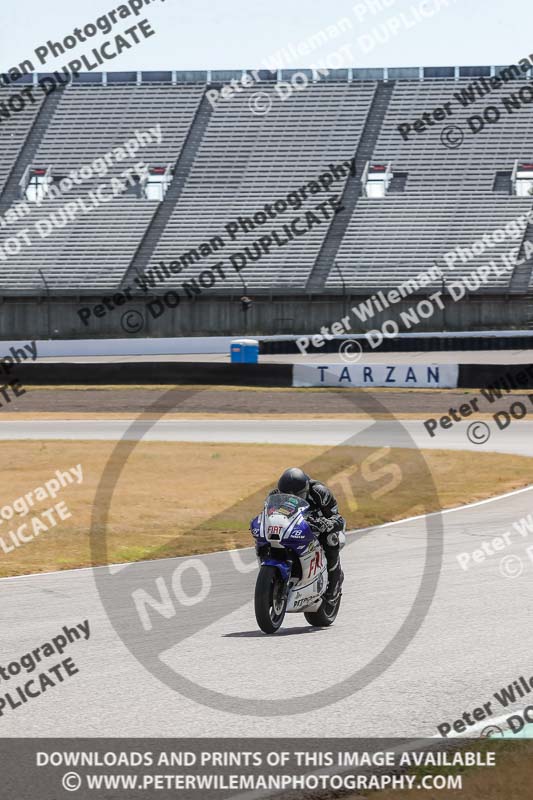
[
  {"xmin": 0, "ymin": 440, "xmax": 531, "ymax": 579},
  {"xmin": 358, "ymin": 740, "xmax": 533, "ymax": 799}
]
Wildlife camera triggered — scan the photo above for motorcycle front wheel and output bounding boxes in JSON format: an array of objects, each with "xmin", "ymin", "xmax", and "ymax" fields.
[{"xmin": 254, "ymin": 565, "xmax": 288, "ymax": 634}]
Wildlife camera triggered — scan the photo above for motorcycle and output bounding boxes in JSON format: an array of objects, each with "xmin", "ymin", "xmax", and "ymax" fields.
[{"xmin": 250, "ymin": 491, "xmax": 344, "ymax": 634}]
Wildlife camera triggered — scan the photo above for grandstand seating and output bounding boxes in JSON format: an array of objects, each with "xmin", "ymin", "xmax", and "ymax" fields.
[
  {"xmin": 147, "ymin": 82, "xmax": 376, "ymax": 290},
  {"xmin": 0, "ymin": 72, "xmax": 533, "ymax": 295},
  {"xmin": 0, "ymin": 88, "xmax": 44, "ymax": 195},
  {"xmin": 373, "ymin": 79, "xmax": 533, "ymax": 193},
  {"xmin": 0, "ymin": 194, "xmax": 158, "ymax": 291},
  {"xmin": 35, "ymin": 84, "xmax": 204, "ymax": 174},
  {"xmin": 0, "ymin": 84, "xmax": 203, "ymax": 290},
  {"xmin": 330, "ymin": 195, "xmax": 533, "ymax": 290},
  {"xmin": 326, "ymin": 78, "xmax": 533, "ymax": 291}
]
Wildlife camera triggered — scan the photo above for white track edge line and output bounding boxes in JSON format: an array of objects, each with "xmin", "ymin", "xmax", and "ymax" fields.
[{"xmin": 2, "ymin": 483, "xmax": 532, "ymax": 583}]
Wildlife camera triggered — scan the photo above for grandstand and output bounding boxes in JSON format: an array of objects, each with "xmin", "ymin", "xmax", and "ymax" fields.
[
  {"xmin": 0, "ymin": 89, "xmax": 44, "ymax": 195},
  {"xmin": 0, "ymin": 66, "xmax": 532, "ymax": 337},
  {"xmin": 146, "ymin": 82, "xmax": 376, "ymax": 291},
  {"xmin": 328, "ymin": 76, "xmax": 533, "ymax": 292}
]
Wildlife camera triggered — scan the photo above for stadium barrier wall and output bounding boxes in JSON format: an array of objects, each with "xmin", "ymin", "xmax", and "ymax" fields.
[
  {"xmin": 12, "ymin": 361, "xmax": 533, "ymax": 388},
  {"xmin": 0, "ymin": 295, "xmax": 530, "ymax": 340},
  {"xmin": 4, "ymin": 330, "xmax": 533, "ymax": 359},
  {"xmin": 1, "ymin": 336, "xmax": 235, "ymax": 357},
  {"xmin": 291, "ymin": 363, "xmax": 533, "ymax": 388},
  {"xmin": 293, "ymin": 363, "xmax": 459, "ymax": 388}
]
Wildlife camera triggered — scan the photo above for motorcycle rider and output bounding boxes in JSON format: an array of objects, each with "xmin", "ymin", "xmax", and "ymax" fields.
[{"xmin": 276, "ymin": 467, "xmax": 345, "ymax": 603}]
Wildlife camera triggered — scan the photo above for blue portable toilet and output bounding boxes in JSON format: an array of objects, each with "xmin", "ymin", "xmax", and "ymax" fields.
[{"xmin": 230, "ymin": 338, "xmax": 259, "ymax": 364}]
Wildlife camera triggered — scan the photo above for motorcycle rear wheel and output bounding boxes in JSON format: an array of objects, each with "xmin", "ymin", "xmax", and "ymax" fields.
[
  {"xmin": 255, "ymin": 565, "xmax": 288, "ymax": 634},
  {"xmin": 304, "ymin": 594, "xmax": 342, "ymax": 628}
]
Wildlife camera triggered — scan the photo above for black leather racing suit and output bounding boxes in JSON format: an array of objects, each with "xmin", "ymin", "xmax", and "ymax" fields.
[{"xmin": 304, "ymin": 479, "xmax": 345, "ymax": 599}]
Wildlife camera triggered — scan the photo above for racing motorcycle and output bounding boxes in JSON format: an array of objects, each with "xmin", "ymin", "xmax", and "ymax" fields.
[{"xmin": 250, "ymin": 492, "xmax": 345, "ymax": 634}]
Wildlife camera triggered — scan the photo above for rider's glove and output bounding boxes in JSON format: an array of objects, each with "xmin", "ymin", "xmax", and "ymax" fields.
[{"xmin": 311, "ymin": 516, "xmax": 336, "ymax": 535}]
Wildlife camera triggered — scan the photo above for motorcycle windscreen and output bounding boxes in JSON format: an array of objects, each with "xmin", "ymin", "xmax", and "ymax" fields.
[{"xmin": 265, "ymin": 492, "xmax": 309, "ymax": 518}]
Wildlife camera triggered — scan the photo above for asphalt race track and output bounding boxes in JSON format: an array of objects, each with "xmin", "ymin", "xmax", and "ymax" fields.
[
  {"xmin": 1, "ymin": 418, "xmax": 533, "ymax": 456},
  {"xmin": 0, "ymin": 418, "xmax": 532, "ymax": 738}
]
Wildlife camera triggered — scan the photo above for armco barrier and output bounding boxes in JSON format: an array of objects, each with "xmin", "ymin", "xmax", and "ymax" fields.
[{"xmin": 13, "ymin": 362, "xmax": 293, "ymax": 387}]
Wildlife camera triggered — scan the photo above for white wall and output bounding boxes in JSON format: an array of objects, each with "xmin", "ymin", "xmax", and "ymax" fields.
[{"xmin": 4, "ymin": 337, "xmax": 236, "ymax": 358}]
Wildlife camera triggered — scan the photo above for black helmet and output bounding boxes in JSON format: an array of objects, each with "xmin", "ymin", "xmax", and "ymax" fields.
[{"xmin": 278, "ymin": 467, "xmax": 309, "ymax": 498}]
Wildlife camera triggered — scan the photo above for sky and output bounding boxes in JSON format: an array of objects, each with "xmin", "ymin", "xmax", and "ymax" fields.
[{"xmin": 0, "ymin": 0, "xmax": 530, "ymax": 76}]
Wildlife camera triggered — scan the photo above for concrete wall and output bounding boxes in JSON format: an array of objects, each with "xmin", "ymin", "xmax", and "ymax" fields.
[
  {"xmin": 11, "ymin": 360, "xmax": 533, "ymax": 389},
  {"xmin": 0, "ymin": 294, "xmax": 530, "ymax": 340}
]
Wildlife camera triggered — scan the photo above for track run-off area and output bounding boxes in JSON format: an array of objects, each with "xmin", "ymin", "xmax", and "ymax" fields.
[{"xmin": 0, "ymin": 418, "xmax": 532, "ymax": 738}]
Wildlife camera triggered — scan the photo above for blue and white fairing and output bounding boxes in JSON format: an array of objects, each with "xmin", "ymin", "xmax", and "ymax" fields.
[
  {"xmin": 250, "ymin": 493, "xmax": 314, "ymax": 551},
  {"xmin": 250, "ymin": 492, "xmax": 328, "ymax": 613}
]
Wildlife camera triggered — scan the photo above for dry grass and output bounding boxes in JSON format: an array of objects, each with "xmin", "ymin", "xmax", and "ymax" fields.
[
  {"xmin": 3, "ymin": 412, "xmax": 530, "ymax": 421},
  {"xmin": 0, "ymin": 440, "xmax": 532, "ymax": 578},
  {"xmin": 358, "ymin": 741, "xmax": 533, "ymax": 799}
]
